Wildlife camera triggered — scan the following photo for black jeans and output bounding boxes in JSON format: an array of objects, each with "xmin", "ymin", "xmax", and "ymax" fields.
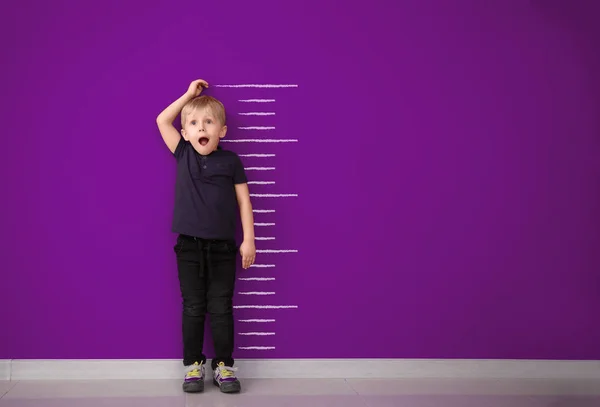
[{"xmin": 174, "ymin": 234, "xmax": 237, "ymax": 370}]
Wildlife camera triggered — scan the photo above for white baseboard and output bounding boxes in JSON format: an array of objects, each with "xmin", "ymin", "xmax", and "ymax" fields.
[
  {"xmin": 5, "ymin": 359, "xmax": 600, "ymax": 381},
  {"xmin": 0, "ymin": 360, "xmax": 10, "ymax": 380}
]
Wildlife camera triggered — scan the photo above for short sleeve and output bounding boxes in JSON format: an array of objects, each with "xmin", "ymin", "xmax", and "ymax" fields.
[
  {"xmin": 173, "ymin": 137, "xmax": 187, "ymax": 160},
  {"xmin": 233, "ymin": 154, "xmax": 248, "ymax": 184}
]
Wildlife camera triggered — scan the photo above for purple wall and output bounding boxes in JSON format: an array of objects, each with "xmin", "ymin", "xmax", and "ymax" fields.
[{"xmin": 1, "ymin": 0, "xmax": 599, "ymax": 360}]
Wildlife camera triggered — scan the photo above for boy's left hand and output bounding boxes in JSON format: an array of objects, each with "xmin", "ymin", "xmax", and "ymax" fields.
[{"xmin": 240, "ymin": 240, "xmax": 256, "ymax": 269}]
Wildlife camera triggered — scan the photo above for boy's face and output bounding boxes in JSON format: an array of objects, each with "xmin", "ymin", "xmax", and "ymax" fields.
[{"xmin": 181, "ymin": 107, "xmax": 227, "ymax": 155}]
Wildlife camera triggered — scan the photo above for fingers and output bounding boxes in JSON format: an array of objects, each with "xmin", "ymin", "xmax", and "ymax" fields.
[
  {"xmin": 187, "ymin": 80, "xmax": 209, "ymax": 98},
  {"xmin": 243, "ymin": 255, "xmax": 254, "ymax": 269},
  {"xmin": 188, "ymin": 79, "xmax": 209, "ymax": 96},
  {"xmin": 241, "ymin": 253, "xmax": 256, "ymax": 269}
]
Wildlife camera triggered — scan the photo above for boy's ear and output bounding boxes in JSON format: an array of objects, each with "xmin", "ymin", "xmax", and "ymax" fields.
[
  {"xmin": 219, "ymin": 125, "xmax": 228, "ymax": 139},
  {"xmin": 181, "ymin": 129, "xmax": 189, "ymax": 141}
]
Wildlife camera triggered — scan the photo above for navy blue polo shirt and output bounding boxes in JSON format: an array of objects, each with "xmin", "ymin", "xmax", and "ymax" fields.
[{"xmin": 171, "ymin": 138, "xmax": 247, "ymax": 240}]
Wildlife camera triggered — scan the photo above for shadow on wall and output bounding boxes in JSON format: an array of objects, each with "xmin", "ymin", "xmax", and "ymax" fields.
[{"xmin": 531, "ymin": 0, "xmax": 600, "ymax": 121}]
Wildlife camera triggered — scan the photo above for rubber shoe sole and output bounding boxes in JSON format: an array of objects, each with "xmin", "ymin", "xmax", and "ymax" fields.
[
  {"xmin": 213, "ymin": 378, "xmax": 241, "ymax": 393},
  {"xmin": 183, "ymin": 380, "xmax": 204, "ymax": 393}
]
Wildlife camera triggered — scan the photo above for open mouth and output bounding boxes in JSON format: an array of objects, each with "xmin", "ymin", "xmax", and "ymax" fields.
[{"xmin": 199, "ymin": 137, "xmax": 209, "ymax": 146}]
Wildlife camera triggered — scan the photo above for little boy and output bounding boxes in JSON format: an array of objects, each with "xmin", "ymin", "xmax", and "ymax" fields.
[{"xmin": 156, "ymin": 79, "xmax": 256, "ymax": 394}]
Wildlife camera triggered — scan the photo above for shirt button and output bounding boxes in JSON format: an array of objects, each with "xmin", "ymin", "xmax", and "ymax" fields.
[{"xmin": 203, "ymin": 165, "xmax": 207, "ymax": 169}]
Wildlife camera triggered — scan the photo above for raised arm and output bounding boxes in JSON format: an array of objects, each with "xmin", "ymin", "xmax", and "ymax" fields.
[{"xmin": 156, "ymin": 79, "xmax": 208, "ymax": 153}]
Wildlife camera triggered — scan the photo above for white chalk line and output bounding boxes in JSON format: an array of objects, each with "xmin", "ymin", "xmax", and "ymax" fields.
[
  {"xmin": 239, "ymin": 332, "xmax": 276, "ymax": 336},
  {"xmin": 238, "ymin": 126, "xmax": 275, "ymax": 130},
  {"xmin": 238, "ymin": 291, "xmax": 276, "ymax": 295},
  {"xmin": 255, "ymin": 222, "xmax": 275, "ymax": 227},
  {"xmin": 245, "ymin": 167, "xmax": 275, "ymax": 171},
  {"xmin": 257, "ymin": 249, "xmax": 298, "ymax": 253},
  {"xmin": 255, "ymin": 237, "xmax": 275, "ymax": 241},
  {"xmin": 238, "ymin": 277, "xmax": 276, "ymax": 281},
  {"xmin": 239, "ymin": 99, "xmax": 276, "ymax": 103},
  {"xmin": 221, "ymin": 139, "xmax": 298, "ymax": 143},
  {"xmin": 251, "ymin": 193, "xmax": 298, "ymax": 197},
  {"xmin": 234, "ymin": 305, "xmax": 298, "ymax": 309},
  {"xmin": 239, "ymin": 319, "xmax": 276, "ymax": 323},
  {"xmin": 250, "ymin": 264, "xmax": 276, "ymax": 268},
  {"xmin": 253, "ymin": 209, "xmax": 275, "ymax": 213},
  {"xmin": 238, "ymin": 346, "xmax": 276, "ymax": 350},
  {"xmin": 239, "ymin": 112, "xmax": 275, "ymax": 116},
  {"xmin": 240, "ymin": 154, "xmax": 276, "ymax": 157},
  {"xmin": 216, "ymin": 84, "xmax": 298, "ymax": 88},
  {"xmin": 248, "ymin": 181, "xmax": 276, "ymax": 185}
]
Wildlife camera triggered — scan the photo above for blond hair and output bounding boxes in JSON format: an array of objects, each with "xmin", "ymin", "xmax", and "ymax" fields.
[{"xmin": 181, "ymin": 95, "xmax": 226, "ymax": 127}]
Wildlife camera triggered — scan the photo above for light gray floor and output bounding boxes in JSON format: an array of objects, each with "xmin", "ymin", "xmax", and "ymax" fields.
[{"xmin": 1, "ymin": 378, "xmax": 600, "ymax": 406}]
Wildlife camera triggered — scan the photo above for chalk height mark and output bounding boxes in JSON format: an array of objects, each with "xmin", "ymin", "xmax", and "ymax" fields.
[
  {"xmin": 221, "ymin": 82, "xmax": 300, "ymax": 353},
  {"xmin": 216, "ymin": 84, "xmax": 298, "ymax": 88},
  {"xmin": 239, "ymin": 99, "xmax": 276, "ymax": 103}
]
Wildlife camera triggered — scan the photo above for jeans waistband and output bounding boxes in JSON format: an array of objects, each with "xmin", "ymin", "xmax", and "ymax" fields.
[{"xmin": 179, "ymin": 234, "xmax": 232, "ymax": 243}]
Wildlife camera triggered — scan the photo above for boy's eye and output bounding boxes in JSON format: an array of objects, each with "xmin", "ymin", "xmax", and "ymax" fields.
[
  {"xmin": 206, "ymin": 120, "xmax": 212, "ymax": 124},
  {"xmin": 191, "ymin": 120, "xmax": 197, "ymax": 125}
]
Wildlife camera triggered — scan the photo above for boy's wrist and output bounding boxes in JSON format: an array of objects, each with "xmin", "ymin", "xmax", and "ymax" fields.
[{"xmin": 183, "ymin": 91, "xmax": 196, "ymax": 100}]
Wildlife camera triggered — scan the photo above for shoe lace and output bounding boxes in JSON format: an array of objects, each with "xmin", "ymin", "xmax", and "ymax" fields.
[
  {"xmin": 186, "ymin": 361, "xmax": 203, "ymax": 378},
  {"xmin": 217, "ymin": 362, "xmax": 238, "ymax": 378}
]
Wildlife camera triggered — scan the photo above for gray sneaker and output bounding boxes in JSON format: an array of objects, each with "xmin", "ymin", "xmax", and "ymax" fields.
[
  {"xmin": 183, "ymin": 361, "xmax": 205, "ymax": 393},
  {"xmin": 213, "ymin": 362, "xmax": 241, "ymax": 393}
]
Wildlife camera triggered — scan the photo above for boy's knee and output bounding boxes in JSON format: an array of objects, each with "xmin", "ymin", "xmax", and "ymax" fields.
[
  {"xmin": 207, "ymin": 297, "xmax": 232, "ymax": 315},
  {"xmin": 183, "ymin": 299, "xmax": 206, "ymax": 317}
]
